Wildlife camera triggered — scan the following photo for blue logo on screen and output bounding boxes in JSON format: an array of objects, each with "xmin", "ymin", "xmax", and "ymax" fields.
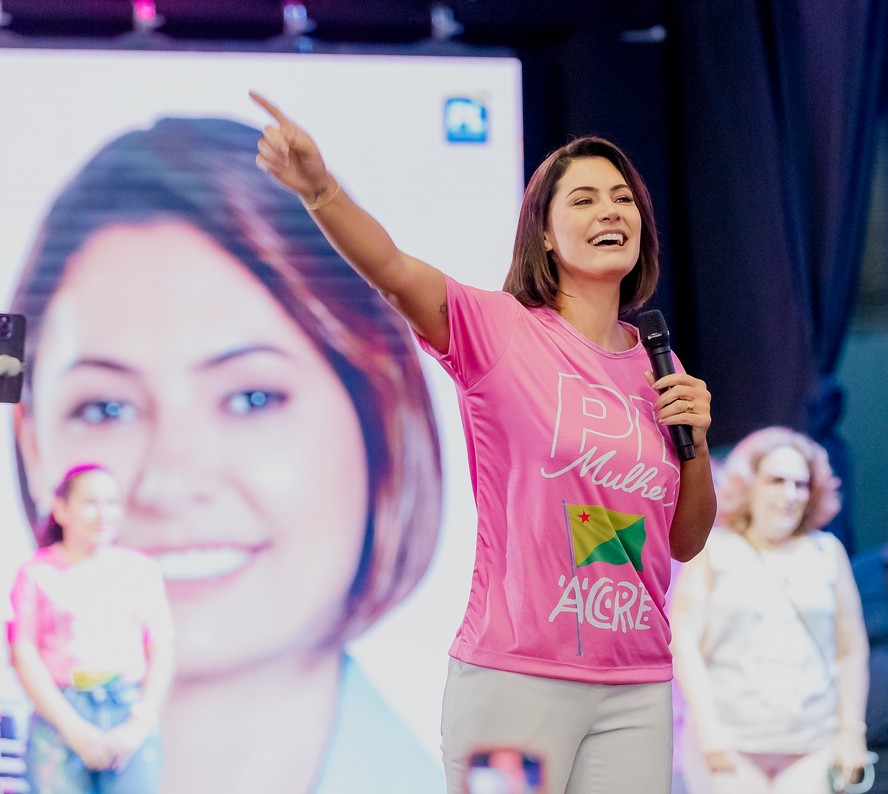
[{"xmin": 444, "ymin": 97, "xmax": 488, "ymax": 143}]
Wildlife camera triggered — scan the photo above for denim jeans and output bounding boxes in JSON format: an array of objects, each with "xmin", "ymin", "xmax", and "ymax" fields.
[{"xmin": 25, "ymin": 680, "xmax": 162, "ymax": 794}]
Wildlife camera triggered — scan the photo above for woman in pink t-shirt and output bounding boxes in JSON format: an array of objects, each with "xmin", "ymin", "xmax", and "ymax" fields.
[
  {"xmin": 8, "ymin": 464, "xmax": 174, "ymax": 794},
  {"xmin": 251, "ymin": 91, "xmax": 717, "ymax": 794}
]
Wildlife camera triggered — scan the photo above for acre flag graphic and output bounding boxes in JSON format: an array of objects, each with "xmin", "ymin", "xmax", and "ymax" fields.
[{"xmin": 566, "ymin": 503, "xmax": 646, "ymax": 572}]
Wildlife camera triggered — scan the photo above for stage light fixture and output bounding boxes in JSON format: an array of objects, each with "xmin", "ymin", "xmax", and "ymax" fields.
[
  {"xmin": 132, "ymin": 0, "xmax": 163, "ymax": 33},
  {"xmin": 619, "ymin": 25, "xmax": 667, "ymax": 44},
  {"xmin": 282, "ymin": 2, "xmax": 315, "ymax": 36},
  {"xmin": 430, "ymin": 4, "xmax": 462, "ymax": 40}
]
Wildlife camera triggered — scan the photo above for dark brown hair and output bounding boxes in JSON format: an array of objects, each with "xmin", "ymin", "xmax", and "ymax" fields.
[
  {"xmin": 504, "ymin": 136, "xmax": 659, "ymax": 314},
  {"xmin": 39, "ymin": 464, "xmax": 110, "ymax": 547}
]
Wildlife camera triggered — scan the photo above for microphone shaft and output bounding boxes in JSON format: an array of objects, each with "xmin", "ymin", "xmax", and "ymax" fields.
[{"xmin": 646, "ymin": 341, "xmax": 696, "ymax": 462}]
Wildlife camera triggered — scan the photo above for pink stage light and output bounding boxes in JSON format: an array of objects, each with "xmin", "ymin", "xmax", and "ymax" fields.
[{"xmin": 132, "ymin": 0, "xmax": 161, "ymax": 32}]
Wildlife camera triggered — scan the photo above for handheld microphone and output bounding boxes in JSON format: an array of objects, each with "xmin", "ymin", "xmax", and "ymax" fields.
[{"xmin": 637, "ymin": 309, "xmax": 696, "ymax": 462}]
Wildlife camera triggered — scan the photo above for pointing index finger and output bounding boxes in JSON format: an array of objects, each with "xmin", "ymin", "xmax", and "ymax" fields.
[{"xmin": 249, "ymin": 91, "xmax": 288, "ymax": 125}]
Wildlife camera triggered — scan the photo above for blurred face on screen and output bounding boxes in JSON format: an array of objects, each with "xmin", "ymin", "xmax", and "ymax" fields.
[
  {"xmin": 55, "ymin": 468, "xmax": 123, "ymax": 556},
  {"xmin": 18, "ymin": 221, "xmax": 370, "ymax": 677}
]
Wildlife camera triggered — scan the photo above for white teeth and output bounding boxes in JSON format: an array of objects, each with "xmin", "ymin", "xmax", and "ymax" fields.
[
  {"xmin": 154, "ymin": 548, "xmax": 252, "ymax": 581},
  {"xmin": 591, "ymin": 232, "xmax": 624, "ymax": 246}
]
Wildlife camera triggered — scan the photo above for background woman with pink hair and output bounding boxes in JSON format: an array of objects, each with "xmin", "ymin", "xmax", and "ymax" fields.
[{"xmin": 671, "ymin": 427, "xmax": 871, "ymax": 793}]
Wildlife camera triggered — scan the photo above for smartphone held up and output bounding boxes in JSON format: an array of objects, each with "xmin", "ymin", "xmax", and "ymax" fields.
[{"xmin": 465, "ymin": 748, "xmax": 544, "ymax": 794}]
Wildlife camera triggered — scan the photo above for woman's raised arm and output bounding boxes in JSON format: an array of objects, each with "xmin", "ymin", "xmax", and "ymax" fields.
[{"xmin": 250, "ymin": 91, "xmax": 449, "ymax": 353}]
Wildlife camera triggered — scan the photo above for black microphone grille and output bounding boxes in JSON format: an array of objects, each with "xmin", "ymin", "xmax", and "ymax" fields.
[{"xmin": 637, "ymin": 309, "xmax": 670, "ymax": 349}]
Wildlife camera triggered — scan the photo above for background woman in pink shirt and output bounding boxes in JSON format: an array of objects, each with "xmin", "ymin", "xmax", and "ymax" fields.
[{"xmin": 8, "ymin": 464, "xmax": 174, "ymax": 794}]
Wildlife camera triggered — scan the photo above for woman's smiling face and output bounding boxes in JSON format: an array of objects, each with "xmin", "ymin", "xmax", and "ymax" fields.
[
  {"xmin": 55, "ymin": 468, "xmax": 123, "ymax": 556},
  {"xmin": 748, "ymin": 445, "xmax": 811, "ymax": 545},
  {"xmin": 544, "ymin": 156, "xmax": 642, "ymax": 291},
  {"xmin": 18, "ymin": 221, "xmax": 369, "ymax": 677}
]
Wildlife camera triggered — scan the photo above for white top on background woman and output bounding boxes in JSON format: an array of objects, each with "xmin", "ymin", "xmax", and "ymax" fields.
[{"xmin": 671, "ymin": 426, "xmax": 870, "ymax": 794}]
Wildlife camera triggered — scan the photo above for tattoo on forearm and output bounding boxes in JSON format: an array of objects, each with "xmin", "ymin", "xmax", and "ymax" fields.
[{"xmin": 439, "ymin": 302, "xmax": 448, "ymax": 317}]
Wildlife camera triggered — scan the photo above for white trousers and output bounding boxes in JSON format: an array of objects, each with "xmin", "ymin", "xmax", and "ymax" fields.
[{"xmin": 440, "ymin": 658, "xmax": 673, "ymax": 794}]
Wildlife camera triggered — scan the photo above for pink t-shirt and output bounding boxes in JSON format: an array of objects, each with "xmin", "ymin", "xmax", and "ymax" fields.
[
  {"xmin": 8, "ymin": 544, "xmax": 173, "ymax": 686},
  {"xmin": 418, "ymin": 277, "xmax": 681, "ymax": 684}
]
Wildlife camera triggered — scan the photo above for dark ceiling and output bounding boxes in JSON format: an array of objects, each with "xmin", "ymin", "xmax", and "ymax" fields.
[{"xmin": 0, "ymin": 0, "xmax": 657, "ymax": 45}]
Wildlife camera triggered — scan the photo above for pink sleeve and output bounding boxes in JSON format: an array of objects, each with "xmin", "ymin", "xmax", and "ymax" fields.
[
  {"xmin": 8, "ymin": 561, "xmax": 39, "ymax": 647},
  {"xmin": 415, "ymin": 275, "xmax": 520, "ymax": 388}
]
